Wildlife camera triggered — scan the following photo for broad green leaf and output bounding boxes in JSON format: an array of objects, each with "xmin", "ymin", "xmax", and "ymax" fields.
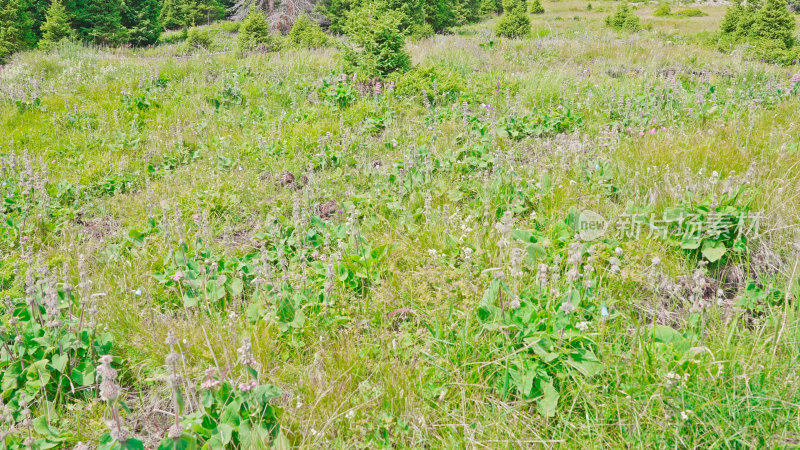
[{"xmin": 701, "ymin": 239, "xmax": 727, "ymax": 263}]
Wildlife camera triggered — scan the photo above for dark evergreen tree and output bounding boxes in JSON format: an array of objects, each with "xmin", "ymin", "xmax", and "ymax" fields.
[
  {"xmin": 159, "ymin": 0, "xmax": 186, "ymax": 30},
  {"xmin": 0, "ymin": 0, "xmax": 30, "ymax": 63},
  {"xmin": 123, "ymin": 0, "xmax": 161, "ymax": 45},
  {"xmin": 84, "ymin": 0, "xmax": 126, "ymax": 45},
  {"xmin": 23, "ymin": 0, "xmax": 47, "ymax": 45}
]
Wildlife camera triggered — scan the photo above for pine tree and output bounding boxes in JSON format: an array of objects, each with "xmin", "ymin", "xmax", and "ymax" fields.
[
  {"xmin": 750, "ymin": 0, "xmax": 795, "ymax": 49},
  {"xmin": 123, "ymin": 0, "xmax": 161, "ymax": 45},
  {"xmin": 66, "ymin": 0, "xmax": 126, "ymax": 44},
  {"xmin": 39, "ymin": 0, "xmax": 74, "ymax": 49},
  {"xmin": 237, "ymin": 7, "xmax": 276, "ymax": 54},
  {"xmin": 86, "ymin": 0, "xmax": 126, "ymax": 45},
  {"xmin": 159, "ymin": 0, "xmax": 185, "ymax": 30},
  {"xmin": 529, "ymin": 0, "xmax": 544, "ymax": 14},
  {"xmin": 0, "ymin": 0, "xmax": 30, "ymax": 64},
  {"xmin": 22, "ymin": 0, "xmax": 45, "ymax": 46}
]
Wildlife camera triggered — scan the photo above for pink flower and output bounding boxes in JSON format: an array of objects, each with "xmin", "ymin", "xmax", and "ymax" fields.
[
  {"xmin": 639, "ymin": 131, "xmax": 644, "ymax": 136},
  {"xmin": 172, "ymin": 271, "xmax": 184, "ymax": 281},
  {"xmin": 238, "ymin": 380, "xmax": 258, "ymax": 391},
  {"xmin": 661, "ymin": 126, "xmax": 667, "ymax": 131},
  {"xmin": 649, "ymin": 128, "xmax": 656, "ymax": 134}
]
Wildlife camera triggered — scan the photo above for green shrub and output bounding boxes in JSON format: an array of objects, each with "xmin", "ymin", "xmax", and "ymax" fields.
[
  {"xmin": 481, "ymin": 0, "xmax": 502, "ymax": 15},
  {"xmin": 237, "ymin": 7, "xmax": 278, "ymax": 54},
  {"xmin": 219, "ymin": 20, "xmax": 241, "ymax": 33},
  {"xmin": 653, "ymin": 2, "xmax": 671, "ymax": 16},
  {"xmin": 605, "ymin": 3, "xmax": 641, "ymax": 32},
  {"xmin": 718, "ymin": 0, "xmax": 796, "ymax": 64},
  {"xmin": 675, "ymin": 8, "xmax": 708, "ymax": 17},
  {"xmin": 529, "ymin": 0, "xmax": 545, "ymax": 14},
  {"xmin": 288, "ymin": 14, "xmax": 330, "ymax": 48},
  {"xmin": 496, "ymin": 0, "xmax": 530, "ymax": 38},
  {"xmin": 182, "ymin": 27, "xmax": 213, "ymax": 51},
  {"xmin": 394, "ymin": 65, "xmax": 467, "ymax": 103},
  {"xmin": 343, "ymin": 3, "xmax": 411, "ymax": 76}
]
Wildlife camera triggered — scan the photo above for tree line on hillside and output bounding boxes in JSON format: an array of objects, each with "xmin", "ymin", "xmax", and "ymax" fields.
[{"xmin": 0, "ymin": 0, "xmax": 501, "ymax": 64}]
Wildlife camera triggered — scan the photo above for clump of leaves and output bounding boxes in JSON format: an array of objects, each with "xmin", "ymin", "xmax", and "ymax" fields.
[
  {"xmin": 496, "ymin": 107, "xmax": 583, "ymax": 139},
  {"xmin": 1, "ymin": 262, "xmax": 115, "ymax": 446},
  {"xmin": 393, "ymin": 65, "xmax": 467, "ymax": 104},
  {"xmin": 605, "ymin": 3, "xmax": 641, "ymax": 32},
  {"xmin": 662, "ymin": 187, "xmax": 754, "ymax": 264},
  {"xmin": 318, "ymin": 75, "xmax": 359, "ymax": 109},
  {"xmin": 653, "ymin": 2, "xmax": 671, "ymax": 17},
  {"xmin": 675, "ymin": 8, "xmax": 707, "ymax": 17},
  {"xmin": 159, "ymin": 366, "xmax": 286, "ymax": 448},
  {"xmin": 152, "ymin": 243, "xmax": 256, "ymax": 310}
]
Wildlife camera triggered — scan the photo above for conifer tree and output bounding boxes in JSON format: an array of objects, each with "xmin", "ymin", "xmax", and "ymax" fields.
[
  {"xmin": 86, "ymin": 0, "xmax": 126, "ymax": 45},
  {"xmin": 159, "ymin": 0, "xmax": 185, "ymax": 30},
  {"xmin": 0, "ymin": 0, "xmax": 29, "ymax": 64},
  {"xmin": 237, "ymin": 7, "xmax": 276, "ymax": 54},
  {"xmin": 123, "ymin": 0, "xmax": 162, "ymax": 45},
  {"xmin": 39, "ymin": 0, "xmax": 74, "ymax": 49},
  {"xmin": 750, "ymin": 0, "xmax": 795, "ymax": 49}
]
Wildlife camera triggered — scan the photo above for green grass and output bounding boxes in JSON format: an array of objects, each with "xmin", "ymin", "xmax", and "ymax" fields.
[{"xmin": 2, "ymin": 1, "xmax": 800, "ymax": 447}]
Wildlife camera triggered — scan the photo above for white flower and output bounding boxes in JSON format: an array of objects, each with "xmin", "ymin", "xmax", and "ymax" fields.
[{"xmin": 576, "ymin": 321, "xmax": 590, "ymax": 331}]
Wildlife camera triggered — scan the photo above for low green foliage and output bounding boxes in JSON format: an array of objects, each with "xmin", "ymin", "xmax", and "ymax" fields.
[
  {"xmin": 653, "ymin": 2, "xmax": 671, "ymax": 17},
  {"xmin": 674, "ymin": 8, "xmax": 707, "ymax": 17},
  {"xmin": 529, "ymin": 0, "xmax": 545, "ymax": 14},
  {"xmin": 1, "ymin": 267, "xmax": 116, "ymax": 446},
  {"xmin": 182, "ymin": 27, "xmax": 213, "ymax": 51},
  {"xmin": 605, "ymin": 3, "xmax": 641, "ymax": 32},
  {"xmin": 496, "ymin": 0, "xmax": 531, "ymax": 38}
]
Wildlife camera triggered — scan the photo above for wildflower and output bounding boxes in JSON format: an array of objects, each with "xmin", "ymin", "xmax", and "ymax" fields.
[
  {"xmin": 651, "ymin": 256, "xmax": 661, "ymax": 266},
  {"xmin": 237, "ymin": 337, "xmax": 258, "ymax": 368},
  {"xmin": 238, "ymin": 379, "xmax": 258, "ymax": 391},
  {"xmin": 680, "ymin": 410, "xmax": 693, "ymax": 420},
  {"xmin": 649, "ymin": 128, "xmax": 656, "ymax": 134},
  {"xmin": 201, "ymin": 367, "xmax": 221, "ymax": 390},
  {"xmin": 576, "ymin": 321, "xmax": 590, "ymax": 331},
  {"xmin": 171, "ymin": 271, "xmax": 184, "ymax": 282},
  {"xmin": 98, "ymin": 356, "xmax": 120, "ymax": 401},
  {"xmin": 559, "ymin": 301, "xmax": 575, "ymax": 314},
  {"xmin": 463, "ymin": 247, "xmax": 473, "ymax": 262}
]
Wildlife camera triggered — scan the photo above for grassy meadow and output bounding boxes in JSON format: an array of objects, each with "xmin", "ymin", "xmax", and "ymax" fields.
[{"xmin": 2, "ymin": 1, "xmax": 800, "ymax": 448}]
